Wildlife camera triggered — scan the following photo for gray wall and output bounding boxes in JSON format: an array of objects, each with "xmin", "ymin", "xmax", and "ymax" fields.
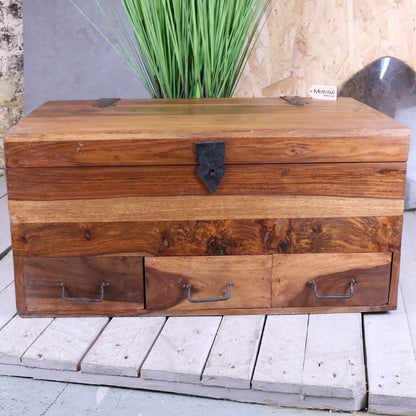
[{"xmin": 23, "ymin": 0, "xmax": 149, "ymax": 115}]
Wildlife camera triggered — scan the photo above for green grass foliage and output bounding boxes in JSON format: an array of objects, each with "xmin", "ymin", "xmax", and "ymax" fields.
[{"xmin": 72, "ymin": 0, "xmax": 271, "ymax": 98}]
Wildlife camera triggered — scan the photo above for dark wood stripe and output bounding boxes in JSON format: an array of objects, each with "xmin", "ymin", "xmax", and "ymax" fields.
[
  {"xmin": 6, "ymin": 162, "xmax": 407, "ymax": 200},
  {"xmin": 11, "ymin": 216, "xmax": 403, "ymax": 257},
  {"xmin": 5, "ymin": 135, "xmax": 410, "ymax": 168},
  {"xmin": 272, "ymin": 253, "xmax": 391, "ymax": 308},
  {"xmin": 21, "ymin": 256, "xmax": 144, "ymax": 315}
]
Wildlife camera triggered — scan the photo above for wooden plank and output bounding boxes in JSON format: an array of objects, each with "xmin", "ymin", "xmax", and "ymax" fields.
[
  {"xmin": 0, "ymin": 250, "xmax": 14, "ymax": 292},
  {"xmin": 0, "ymin": 195, "xmax": 11, "ymax": 254},
  {"xmin": 13, "ymin": 256, "xmax": 26, "ymax": 315},
  {"xmin": 5, "ymin": 97, "xmax": 408, "ymax": 140},
  {"xmin": 252, "ymin": 314, "xmax": 309, "ymax": 393},
  {"xmin": 387, "ymin": 249, "xmax": 401, "ymax": 309},
  {"xmin": 364, "ymin": 291, "xmax": 416, "ymax": 413},
  {"xmin": 145, "ymin": 256, "xmax": 272, "ymax": 311},
  {"xmin": 21, "ymin": 317, "xmax": 109, "ymax": 371},
  {"xmin": 81, "ymin": 317, "xmax": 166, "ymax": 377},
  {"xmin": 201, "ymin": 315, "xmax": 265, "ymax": 389},
  {"xmin": 302, "ymin": 314, "xmax": 366, "ymax": 401},
  {"xmin": 6, "ymin": 162, "xmax": 407, "ymax": 200},
  {"xmin": 0, "ymin": 315, "xmax": 53, "ymax": 364},
  {"xmin": 20, "ymin": 256, "xmax": 144, "ymax": 316},
  {"xmin": 4, "ymin": 98, "xmax": 409, "ymax": 169},
  {"xmin": 140, "ymin": 316, "xmax": 222, "ymax": 384},
  {"xmin": 0, "ymin": 283, "xmax": 16, "ymax": 329},
  {"xmin": 272, "ymin": 252, "xmax": 392, "ymax": 308},
  {"xmin": 8, "ymin": 195, "xmax": 404, "ymax": 223},
  {"xmin": 6, "ymin": 134, "xmax": 409, "ymax": 168},
  {"xmin": 10, "ymin": 216, "xmax": 403, "ymax": 258}
]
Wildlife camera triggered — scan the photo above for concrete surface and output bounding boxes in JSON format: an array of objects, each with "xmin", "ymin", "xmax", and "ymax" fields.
[{"xmin": 0, "ymin": 375, "xmax": 365, "ymax": 416}]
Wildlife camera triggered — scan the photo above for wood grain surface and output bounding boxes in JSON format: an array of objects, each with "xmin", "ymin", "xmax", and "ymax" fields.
[
  {"xmin": 252, "ymin": 314, "xmax": 309, "ymax": 393},
  {"xmin": 365, "ymin": 292, "xmax": 416, "ymax": 412},
  {"xmin": 10, "ymin": 216, "xmax": 402, "ymax": 258},
  {"xmin": 5, "ymin": 98, "xmax": 408, "ymax": 139},
  {"xmin": 140, "ymin": 316, "xmax": 222, "ymax": 383},
  {"xmin": 19, "ymin": 256, "xmax": 144, "ymax": 315},
  {"xmin": 81, "ymin": 317, "xmax": 166, "ymax": 377},
  {"xmin": 6, "ymin": 162, "xmax": 407, "ymax": 200},
  {"xmin": 0, "ymin": 315, "xmax": 53, "ymax": 364},
  {"xmin": 145, "ymin": 256, "xmax": 272, "ymax": 311},
  {"xmin": 21, "ymin": 317, "xmax": 109, "ymax": 371},
  {"xmin": 8, "ymin": 195, "xmax": 404, "ymax": 224},
  {"xmin": 4, "ymin": 98, "xmax": 409, "ymax": 168},
  {"xmin": 5, "ymin": 136, "xmax": 410, "ymax": 168},
  {"xmin": 201, "ymin": 315, "xmax": 265, "ymax": 389},
  {"xmin": 0, "ymin": 284, "xmax": 16, "ymax": 330},
  {"xmin": 0, "ymin": 251, "xmax": 13, "ymax": 293},
  {"xmin": 272, "ymin": 252, "xmax": 392, "ymax": 308},
  {"xmin": 4, "ymin": 97, "xmax": 408, "ymax": 317},
  {"xmin": 302, "ymin": 314, "xmax": 366, "ymax": 399}
]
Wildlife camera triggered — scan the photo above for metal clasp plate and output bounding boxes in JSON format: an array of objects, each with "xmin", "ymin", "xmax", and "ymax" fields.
[{"xmin": 195, "ymin": 141, "xmax": 226, "ymax": 193}]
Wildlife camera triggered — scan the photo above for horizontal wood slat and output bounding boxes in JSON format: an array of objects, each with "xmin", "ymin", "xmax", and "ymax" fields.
[
  {"xmin": 8, "ymin": 196, "xmax": 404, "ymax": 224},
  {"xmin": 11, "ymin": 216, "xmax": 402, "ymax": 257},
  {"xmin": 6, "ymin": 162, "xmax": 407, "ymax": 200},
  {"xmin": 5, "ymin": 136, "xmax": 410, "ymax": 168},
  {"xmin": 6, "ymin": 98, "xmax": 408, "ymax": 140},
  {"xmin": 4, "ymin": 98, "xmax": 410, "ymax": 167}
]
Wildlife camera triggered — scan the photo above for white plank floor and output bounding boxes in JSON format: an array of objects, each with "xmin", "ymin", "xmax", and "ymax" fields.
[{"xmin": 0, "ymin": 174, "xmax": 415, "ymax": 414}]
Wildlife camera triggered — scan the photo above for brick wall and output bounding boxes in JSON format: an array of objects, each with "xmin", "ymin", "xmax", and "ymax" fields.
[{"xmin": 0, "ymin": 0, "xmax": 23, "ymax": 175}]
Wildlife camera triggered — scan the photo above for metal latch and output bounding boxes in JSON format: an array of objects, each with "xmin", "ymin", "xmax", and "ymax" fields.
[
  {"xmin": 195, "ymin": 141, "xmax": 226, "ymax": 193},
  {"xmin": 280, "ymin": 96, "xmax": 309, "ymax": 106},
  {"xmin": 94, "ymin": 98, "xmax": 120, "ymax": 108}
]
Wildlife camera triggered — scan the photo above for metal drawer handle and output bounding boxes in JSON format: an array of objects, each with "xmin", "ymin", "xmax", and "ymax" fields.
[
  {"xmin": 308, "ymin": 279, "xmax": 358, "ymax": 300},
  {"xmin": 183, "ymin": 282, "xmax": 234, "ymax": 303},
  {"xmin": 57, "ymin": 282, "xmax": 109, "ymax": 303}
]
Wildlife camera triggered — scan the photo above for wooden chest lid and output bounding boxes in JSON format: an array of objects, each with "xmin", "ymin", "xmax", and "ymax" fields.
[{"xmin": 4, "ymin": 97, "xmax": 410, "ymax": 167}]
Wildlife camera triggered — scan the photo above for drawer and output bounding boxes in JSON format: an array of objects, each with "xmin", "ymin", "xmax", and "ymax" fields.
[
  {"xmin": 145, "ymin": 255, "xmax": 272, "ymax": 311},
  {"xmin": 272, "ymin": 252, "xmax": 392, "ymax": 308},
  {"xmin": 22, "ymin": 256, "xmax": 144, "ymax": 315}
]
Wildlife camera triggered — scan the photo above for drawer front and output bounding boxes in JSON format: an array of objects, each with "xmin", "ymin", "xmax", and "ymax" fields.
[
  {"xmin": 145, "ymin": 255, "xmax": 272, "ymax": 311},
  {"xmin": 22, "ymin": 256, "xmax": 144, "ymax": 315},
  {"xmin": 272, "ymin": 252, "xmax": 392, "ymax": 308}
]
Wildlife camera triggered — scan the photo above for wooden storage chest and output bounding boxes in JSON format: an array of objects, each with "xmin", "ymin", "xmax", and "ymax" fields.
[{"xmin": 4, "ymin": 97, "xmax": 410, "ymax": 317}]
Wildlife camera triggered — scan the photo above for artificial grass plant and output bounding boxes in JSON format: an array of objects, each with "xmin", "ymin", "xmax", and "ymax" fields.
[{"xmin": 72, "ymin": 0, "xmax": 271, "ymax": 98}]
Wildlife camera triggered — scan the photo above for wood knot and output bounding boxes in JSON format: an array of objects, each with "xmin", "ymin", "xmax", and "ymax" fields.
[
  {"xmin": 84, "ymin": 230, "xmax": 91, "ymax": 240},
  {"xmin": 207, "ymin": 237, "xmax": 227, "ymax": 255},
  {"xmin": 312, "ymin": 224, "xmax": 322, "ymax": 233},
  {"xmin": 277, "ymin": 240, "xmax": 289, "ymax": 253}
]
